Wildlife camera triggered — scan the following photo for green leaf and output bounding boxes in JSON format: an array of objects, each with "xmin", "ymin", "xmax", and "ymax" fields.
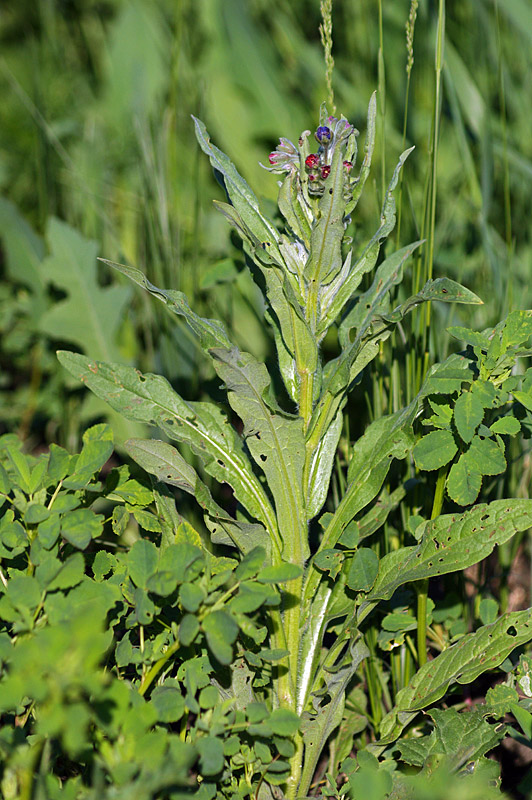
[
  {"xmin": 197, "ymin": 735, "xmax": 224, "ymax": 776},
  {"xmin": 100, "ymin": 259, "xmax": 234, "ymax": 351},
  {"xmin": 268, "ymin": 708, "xmax": 301, "ymax": 736},
  {"xmin": 413, "ymin": 430, "xmax": 458, "ymax": 471},
  {"xmin": 394, "ymin": 609, "xmax": 532, "ymax": 713},
  {"xmin": 47, "ymin": 553, "xmax": 85, "ymax": 591},
  {"xmin": 479, "ymin": 597, "xmax": 499, "ymax": 625},
  {"xmin": 179, "ymin": 582, "xmax": 204, "ymax": 613},
  {"xmin": 202, "ymin": 610, "xmax": 238, "ymax": 665},
  {"xmin": 257, "ymin": 563, "xmax": 302, "ymax": 583},
  {"xmin": 7, "ymin": 575, "xmax": 41, "ymax": 611},
  {"xmin": 47, "ymin": 444, "xmax": 71, "ymax": 484},
  {"xmin": 234, "ymin": 546, "xmax": 266, "ymax": 581},
  {"xmin": 61, "ymin": 509, "xmax": 103, "ymax": 550},
  {"xmin": 314, "ymin": 549, "xmax": 344, "ymax": 579},
  {"xmin": 150, "ymin": 685, "xmax": 186, "ymax": 723},
  {"xmin": 179, "ymin": 614, "xmax": 200, "ymax": 646},
  {"xmin": 468, "ymin": 435, "xmax": 506, "ymax": 476},
  {"xmin": 128, "ymin": 539, "xmax": 158, "ymax": 588},
  {"xmin": 210, "ymin": 347, "xmax": 306, "ymax": 559},
  {"xmin": 501, "ymin": 310, "xmax": 532, "ymax": 349},
  {"xmin": 125, "ymin": 438, "xmax": 268, "ymax": 554},
  {"xmin": 63, "ymin": 424, "xmax": 114, "ymax": 490},
  {"xmin": 364, "ymin": 500, "xmax": 532, "ymax": 606},
  {"xmin": 25, "ymin": 503, "xmax": 50, "ymax": 525},
  {"xmin": 490, "ymin": 416, "xmax": 520, "ymax": 435},
  {"xmin": 453, "ymin": 392, "xmax": 484, "ymax": 443},
  {"xmin": 38, "ymin": 515, "xmax": 61, "ymax": 549},
  {"xmin": 397, "ymin": 707, "xmax": 503, "ymax": 767},
  {"xmin": 57, "ymin": 353, "xmax": 277, "ymax": 548},
  {"xmin": 346, "ymin": 548, "xmax": 379, "ymax": 592},
  {"xmin": 446, "ymin": 453, "xmax": 482, "ymax": 506},
  {"xmin": 39, "ymin": 219, "xmax": 131, "ymax": 361},
  {"xmin": 485, "ymin": 684, "xmax": 519, "ymax": 717}
]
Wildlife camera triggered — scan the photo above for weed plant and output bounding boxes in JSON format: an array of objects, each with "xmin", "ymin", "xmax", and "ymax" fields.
[{"xmin": 1, "ymin": 1, "xmax": 532, "ymax": 798}]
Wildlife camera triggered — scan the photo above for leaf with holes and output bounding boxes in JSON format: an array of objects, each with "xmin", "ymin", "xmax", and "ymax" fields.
[{"xmin": 362, "ymin": 500, "xmax": 532, "ymax": 607}]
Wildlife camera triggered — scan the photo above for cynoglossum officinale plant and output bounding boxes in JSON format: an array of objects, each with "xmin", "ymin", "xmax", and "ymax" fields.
[{"xmin": 58, "ymin": 100, "xmax": 532, "ymax": 799}]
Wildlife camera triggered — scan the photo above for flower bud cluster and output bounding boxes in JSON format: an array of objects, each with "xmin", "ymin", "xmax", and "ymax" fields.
[{"xmin": 263, "ymin": 114, "xmax": 356, "ymax": 197}]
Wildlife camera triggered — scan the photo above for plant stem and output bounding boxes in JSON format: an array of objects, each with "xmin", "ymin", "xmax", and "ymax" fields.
[{"xmin": 417, "ymin": 465, "xmax": 447, "ymax": 667}]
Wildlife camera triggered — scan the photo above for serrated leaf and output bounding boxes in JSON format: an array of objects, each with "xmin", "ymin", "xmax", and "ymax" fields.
[
  {"xmin": 413, "ymin": 429, "xmax": 458, "ymax": 471},
  {"xmin": 490, "ymin": 416, "xmax": 520, "ymax": 435},
  {"xmin": 363, "ymin": 500, "xmax": 532, "ymax": 607},
  {"xmin": 468, "ymin": 435, "xmax": 506, "ymax": 476},
  {"xmin": 57, "ymin": 352, "xmax": 277, "ymax": 547},
  {"xmin": 453, "ymin": 391, "xmax": 484, "ymax": 443},
  {"xmin": 39, "ymin": 219, "xmax": 131, "ymax": 361},
  {"xmin": 63, "ymin": 423, "xmax": 114, "ymax": 489},
  {"xmin": 446, "ymin": 454, "xmax": 482, "ymax": 506},
  {"xmin": 346, "ymin": 548, "xmax": 379, "ymax": 592}
]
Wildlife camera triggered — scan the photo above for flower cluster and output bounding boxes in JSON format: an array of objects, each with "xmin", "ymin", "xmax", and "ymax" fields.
[{"xmin": 263, "ymin": 115, "xmax": 355, "ymax": 197}]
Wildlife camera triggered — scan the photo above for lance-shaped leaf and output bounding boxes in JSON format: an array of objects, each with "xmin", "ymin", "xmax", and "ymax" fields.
[
  {"xmin": 380, "ymin": 278, "xmax": 482, "ymax": 324},
  {"xmin": 304, "ymin": 143, "xmax": 346, "ymax": 287},
  {"xmin": 379, "ymin": 609, "xmax": 532, "ymax": 745},
  {"xmin": 99, "ymin": 259, "xmax": 233, "ymax": 350},
  {"xmin": 278, "ymin": 169, "xmax": 312, "ymax": 247},
  {"xmin": 345, "ymin": 92, "xmax": 377, "ymax": 216},
  {"xmin": 299, "ymin": 638, "xmax": 369, "ymax": 797},
  {"xmin": 57, "ymin": 352, "xmax": 278, "ymax": 544},
  {"xmin": 363, "ymin": 499, "xmax": 532, "ymax": 606},
  {"xmin": 193, "ymin": 116, "xmax": 283, "ymax": 264},
  {"xmin": 303, "ymin": 401, "xmax": 417, "ymax": 608},
  {"xmin": 125, "ymin": 438, "xmax": 272, "ymax": 555},
  {"xmin": 318, "ymin": 146, "xmax": 414, "ymax": 335},
  {"xmin": 306, "ymin": 409, "xmax": 343, "ymax": 520},
  {"xmin": 210, "ymin": 347, "xmax": 308, "ymax": 561},
  {"xmin": 338, "ymin": 240, "xmax": 424, "ymax": 349}
]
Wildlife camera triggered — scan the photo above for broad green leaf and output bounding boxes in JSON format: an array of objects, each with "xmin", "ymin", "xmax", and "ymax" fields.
[
  {"xmin": 346, "ymin": 548, "xmax": 379, "ymax": 592},
  {"xmin": 468, "ymin": 435, "xmax": 506, "ymax": 476},
  {"xmin": 501, "ymin": 310, "xmax": 532, "ymax": 349},
  {"xmin": 447, "ymin": 326, "xmax": 492, "ymax": 349},
  {"xmin": 128, "ymin": 539, "xmax": 158, "ymax": 588},
  {"xmin": 395, "ymin": 609, "xmax": 532, "ymax": 713},
  {"xmin": 453, "ymin": 391, "xmax": 484, "ymax": 443},
  {"xmin": 202, "ymin": 610, "xmax": 239, "ymax": 665},
  {"xmin": 7, "ymin": 575, "xmax": 41, "ymax": 611},
  {"xmin": 396, "ymin": 708, "xmax": 503, "ymax": 767},
  {"xmin": 151, "ymin": 685, "xmax": 186, "ymax": 723},
  {"xmin": 363, "ymin": 500, "xmax": 532, "ymax": 608},
  {"xmin": 491, "ymin": 416, "xmax": 520, "ymax": 435},
  {"xmin": 210, "ymin": 347, "xmax": 307, "ymax": 560},
  {"xmin": 57, "ymin": 352, "xmax": 277, "ymax": 546},
  {"xmin": 38, "ymin": 515, "xmax": 61, "ymax": 549},
  {"xmin": 268, "ymin": 708, "xmax": 301, "ymax": 736},
  {"xmin": 64, "ymin": 423, "xmax": 114, "ymax": 489},
  {"xmin": 413, "ymin": 429, "xmax": 458, "ymax": 471},
  {"xmin": 446, "ymin": 454, "xmax": 482, "ymax": 505},
  {"xmin": 197, "ymin": 736, "xmax": 224, "ymax": 776},
  {"xmin": 61, "ymin": 509, "xmax": 103, "ymax": 550},
  {"xmin": 179, "ymin": 583, "xmax": 204, "ymax": 613},
  {"xmin": 39, "ymin": 219, "xmax": 131, "ymax": 362},
  {"xmin": 179, "ymin": 614, "xmax": 200, "ymax": 646},
  {"xmin": 47, "ymin": 553, "xmax": 85, "ymax": 591},
  {"xmin": 25, "ymin": 503, "xmax": 50, "ymax": 525}
]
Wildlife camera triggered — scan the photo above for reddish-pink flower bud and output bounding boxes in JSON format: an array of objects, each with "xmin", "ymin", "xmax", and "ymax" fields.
[
  {"xmin": 320, "ymin": 165, "xmax": 331, "ymax": 179},
  {"xmin": 343, "ymin": 160, "xmax": 353, "ymax": 172},
  {"xmin": 305, "ymin": 154, "xmax": 320, "ymax": 169}
]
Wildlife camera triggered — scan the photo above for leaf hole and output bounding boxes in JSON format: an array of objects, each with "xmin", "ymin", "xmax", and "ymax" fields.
[
  {"xmin": 507, "ymin": 626, "xmax": 518, "ymax": 637},
  {"xmin": 260, "ymin": 454, "xmax": 267, "ymax": 462}
]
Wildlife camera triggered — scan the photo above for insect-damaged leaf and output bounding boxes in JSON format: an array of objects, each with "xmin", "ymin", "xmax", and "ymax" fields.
[{"xmin": 363, "ymin": 499, "xmax": 532, "ymax": 607}]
